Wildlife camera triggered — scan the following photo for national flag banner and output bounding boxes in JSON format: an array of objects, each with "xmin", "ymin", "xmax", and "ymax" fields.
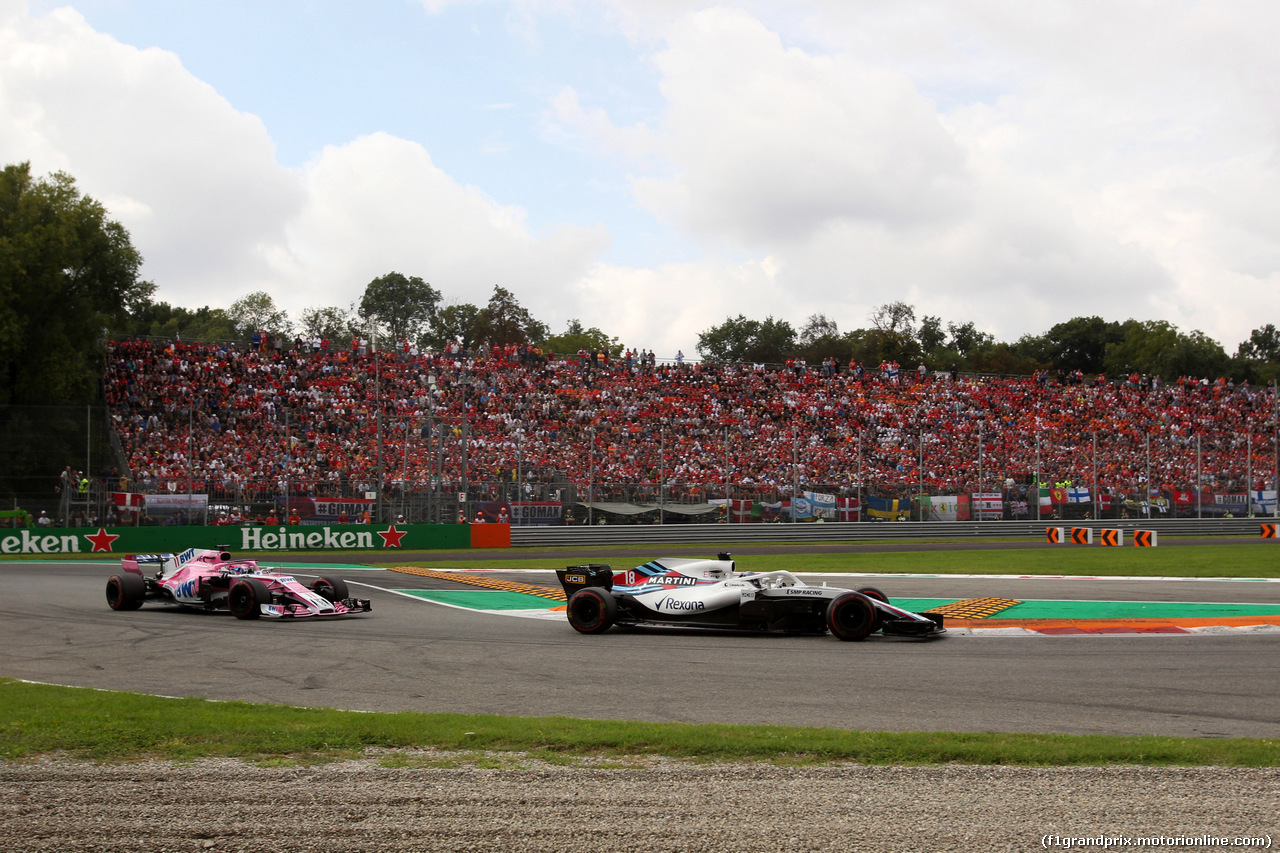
[
  {"xmin": 1251, "ymin": 490, "xmax": 1278, "ymax": 515},
  {"xmin": 931, "ymin": 495, "xmax": 960, "ymax": 521},
  {"xmin": 956, "ymin": 493, "xmax": 972, "ymax": 521},
  {"xmin": 729, "ymin": 499, "xmax": 753, "ymax": 523},
  {"xmin": 1066, "ymin": 486, "xmax": 1091, "ymax": 503},
  {"xmin": 1038, "ymin": 487, "xmax": 1052, "ymax": 511},
  {"xmin": 805, "ymin": 491, "xmax": 836, "ymax": 520},
  {"xmin": 972, "ymin": 492, "xmax": 1003, "ymax": 519},
  {"xmin": 866, "ymin": 495, "xmax": 910, "ymax": 520},
  {"xmin": 1097, "ymin": 493, "xmax": 1111, "ymax": 512},
  {"xmin": 1050, "ymin": 488, "xmax": 1068, "ymax": 505},
  {"xmin": 758, "ymin": 500, "xmax": 784, "ymax": 522},
  {"xmin": 836, "ymin": 497, "xmax": 860, "ymax": 521},
  {"xmin": 1172, "ymin": 491, "xmax": 1195, "ymax": 506},
  {"xmin": 112, "ymin": 492, "xmax": 145, "ymax": 508},
  {"xmin": 1010, "ymin": 500, "xmax": 1028, "ymax": 516},
  {"xmin": 1141, "ymin": 499, "xmax": 1169, "ymax": 515}
]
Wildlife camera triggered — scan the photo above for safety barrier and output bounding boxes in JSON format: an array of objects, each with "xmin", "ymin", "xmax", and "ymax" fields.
[
  {"xmin": 508, "ymin": 517, "xmax": 1270, "ymax": 548},
  {"xmin": 1045, "ymin": 527, "xmax": 1063, "ymax": 544},
  {"xmin": 1133, "ymin": 530, "xmax": 1158, "ymax": 547},
  {"xmin": 1098, "ymin": 529, "xmax": 1122, "ymax": 546},
  {"xmin": 1263, "ymin": 524, "xmax": 1277, "ymax": 539}
]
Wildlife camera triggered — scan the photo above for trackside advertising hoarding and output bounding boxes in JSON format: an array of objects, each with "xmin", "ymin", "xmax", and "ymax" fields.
[{"xmin": 0, "ymin": 523, "xmax": 508, "ymax": 555}]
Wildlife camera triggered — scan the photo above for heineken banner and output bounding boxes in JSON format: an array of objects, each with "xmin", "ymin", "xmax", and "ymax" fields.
[{"xmin": 0, "ymin": 522, "xmax": 503, "ymax": 555}]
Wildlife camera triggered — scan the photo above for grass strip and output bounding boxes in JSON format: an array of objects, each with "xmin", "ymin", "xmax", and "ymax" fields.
[
  {"xmin": 403, "ymin": 544, "xmax": 1280, "ymax": 578},
  {"xmin": 2, "ymin": 679, "xmax": 1276, "ymax": 767}
]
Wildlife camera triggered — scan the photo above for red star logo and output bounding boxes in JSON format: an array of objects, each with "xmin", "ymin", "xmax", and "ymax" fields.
[
  {"xmin": 376, "ymin": 524, "xmax": 406, "ymax": 548},
  {"xmin": 86, "ymin": 527, "xmax": 120, "ymax": 553}
]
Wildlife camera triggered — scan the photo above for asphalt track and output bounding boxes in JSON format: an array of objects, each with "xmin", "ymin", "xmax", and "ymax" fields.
[{"xmin": 3, "ymin": 554, "xmax": 1280, "ymax": 739}]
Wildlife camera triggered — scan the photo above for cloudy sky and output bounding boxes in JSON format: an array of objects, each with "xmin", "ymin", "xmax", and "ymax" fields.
[{"xmin": 3, "ymin": 0, "xmax": 1278, "ymax": 356}]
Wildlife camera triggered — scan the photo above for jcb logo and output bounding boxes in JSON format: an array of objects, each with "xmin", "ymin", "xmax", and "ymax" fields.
[{"xmin": 565, "ymin": 574, "xmax": 586, "ymax": 585}]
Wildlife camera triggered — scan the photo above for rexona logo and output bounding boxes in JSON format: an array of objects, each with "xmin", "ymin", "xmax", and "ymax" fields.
[{"xmin": 656, "ymin": 597, "xmax": 706, "ymax": 612}]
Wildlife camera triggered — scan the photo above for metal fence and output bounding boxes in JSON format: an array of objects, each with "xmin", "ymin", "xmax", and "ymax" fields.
[{"xmin": 3, "ymin": 396, "xmax": 1278, "ymax": 528}]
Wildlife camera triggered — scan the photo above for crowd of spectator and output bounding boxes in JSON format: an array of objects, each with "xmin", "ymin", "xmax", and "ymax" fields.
[{"xmin": 101, "ymin": 338, "xmax": 1279, "ymax": 510}]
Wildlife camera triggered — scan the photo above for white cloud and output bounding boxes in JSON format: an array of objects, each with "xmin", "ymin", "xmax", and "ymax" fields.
[
  {"xmin": 638, "ymin": 6, "xmax": 970, "ymax": 244},
  {"xmin": 0, "ymin": 3, "xmax": 303, "ymax": 300},
  {"xmin": 1, "ymin": 1, "xmax": 609, "ymax": 337},
  {"xmin": 604, "ymin": 2, "xmax": 1280, "ymax": 349},
  {"xmin": 286, "ymin": 132, "xmax": 608, "ymax": 325},
  {"xmin": 4, "ymin": 0, "xmax": 1279, "ymax": 358}
]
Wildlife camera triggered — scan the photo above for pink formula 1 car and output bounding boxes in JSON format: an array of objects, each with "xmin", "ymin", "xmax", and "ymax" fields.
[{"xmin": 106, "ymin": 548, "xmax": 371, "ymax": 620}]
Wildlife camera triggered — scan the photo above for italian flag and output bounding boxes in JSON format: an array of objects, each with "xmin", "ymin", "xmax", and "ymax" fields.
[{"xmin": 1037, "ymin": 486, "xmax": 1052, "ymax": 512}]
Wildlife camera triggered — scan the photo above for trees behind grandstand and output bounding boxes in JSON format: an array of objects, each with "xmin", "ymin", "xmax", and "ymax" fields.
[
  {"xmin": 0, "ymin": 162, "xmax": 148, "ymax": 406},
  {"xmin": 358, "ymin": 272, "xmax": 440, "ymax": 343},
  {"xmin": 697, "ymin": 302, "xmax": 1277, "ymax": 383}
]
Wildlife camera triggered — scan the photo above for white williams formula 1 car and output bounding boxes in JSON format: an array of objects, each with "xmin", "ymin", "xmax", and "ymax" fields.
[{"xmin": 556, "ymin": 553, "xmax": 944, "ymax": 641}]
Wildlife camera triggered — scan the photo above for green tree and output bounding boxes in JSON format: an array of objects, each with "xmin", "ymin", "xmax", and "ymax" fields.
[
  {"xmin": 866, "ymin": 301, "xmax": 921, "ymax": 365},
  {"xmin": 299, "ymin": 305, "xmax": 357, "ymax": 344},
  {"xmin": 696, "ymin": 315, "xmax": 796, "ymax": 364},
  {"xmin": 1237, "ymin": 324, "xmax": 1280, "ymax": 362},
  {"xmin": 1233, "ymin": 324, "xmax": 1280, "ymax": 385},
  {"xmin": 947, "ymin": 321, "xmax": 994, "ymax": 358},
  {"xmin": 796, "ymin": 314, "xmax": 847, "ymax": 365},
  {"xmin": 470, "ymin": 285, "xmax": 548, "ymax": 346},
  {"xmin": 0, "ymin": 162, "xmax": 146, "ymax": 404},
  {"xmin": 357, "ymin": 272, "xmax": 440, "ymax": 343},
  {"xmin": 544, "ymin": 319, "xmax": 619, "ymax": 357},
  {"xmin": 228, "ymin": 291, "xmax": 291, "ymax": 341},
  {"xmin": 917, "ymin": 315, "xmax": 947, "ymax": 361},
  {"xmin": 427, "ymin": 302, "xmax": 482, "ymax": 350},
  {"xmin": 114, "ymin": 300, "xmax": 236, "ymax": 341},
  {"xmin": 1036, "ymin": 316, "xmax": 1130, "ymax": 374},
  {"xmin": 1103, "ymin": 320, "xmax": 1230, "ymax": 379}
]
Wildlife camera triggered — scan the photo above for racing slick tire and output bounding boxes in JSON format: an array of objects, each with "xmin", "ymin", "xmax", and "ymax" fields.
[
  {"xmin": 856, "ymin": 586, "xmax": 888, "ymax": 603},
  {"xmin": 229, "ymin": 578, "xmax": 271, "ymax": 620},
  {"xmin": 827, "ymin": 592, "xmax": 877, "ymax": 641},
  {"xmin": 566, "ymin": 587, "xmax": 617, "ymax": 634},
  {"xmin": 106, "ymin": 573, "xmax": 146, "ymax": 611},
  {"xmin": 310, "ymin": 576, "xmax": 349, "ymax": 603}
]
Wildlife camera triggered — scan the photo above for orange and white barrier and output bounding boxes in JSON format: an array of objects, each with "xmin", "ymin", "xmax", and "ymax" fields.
[
  {"xmin": 1098, "ymin": 529, "xmax": 1122, "ymax": 546},
  {"xmin": 1070, "ymin": 527, "xmax": 1093, "ymax": 545},
  {"xmin": 1133, "ymin": 530, "xmax": 1157, "ymax": 547}
]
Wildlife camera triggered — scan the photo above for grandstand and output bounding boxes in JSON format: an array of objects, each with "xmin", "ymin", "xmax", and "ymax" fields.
[{"xmin": 78, "ymin": 338, "xmax": 1279, "ymax": 527}]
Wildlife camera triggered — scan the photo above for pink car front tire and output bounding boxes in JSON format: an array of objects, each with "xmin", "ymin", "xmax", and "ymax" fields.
[{"xmin": 228, "ymin": 578, "xmax": 270, "ymax": 620}]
